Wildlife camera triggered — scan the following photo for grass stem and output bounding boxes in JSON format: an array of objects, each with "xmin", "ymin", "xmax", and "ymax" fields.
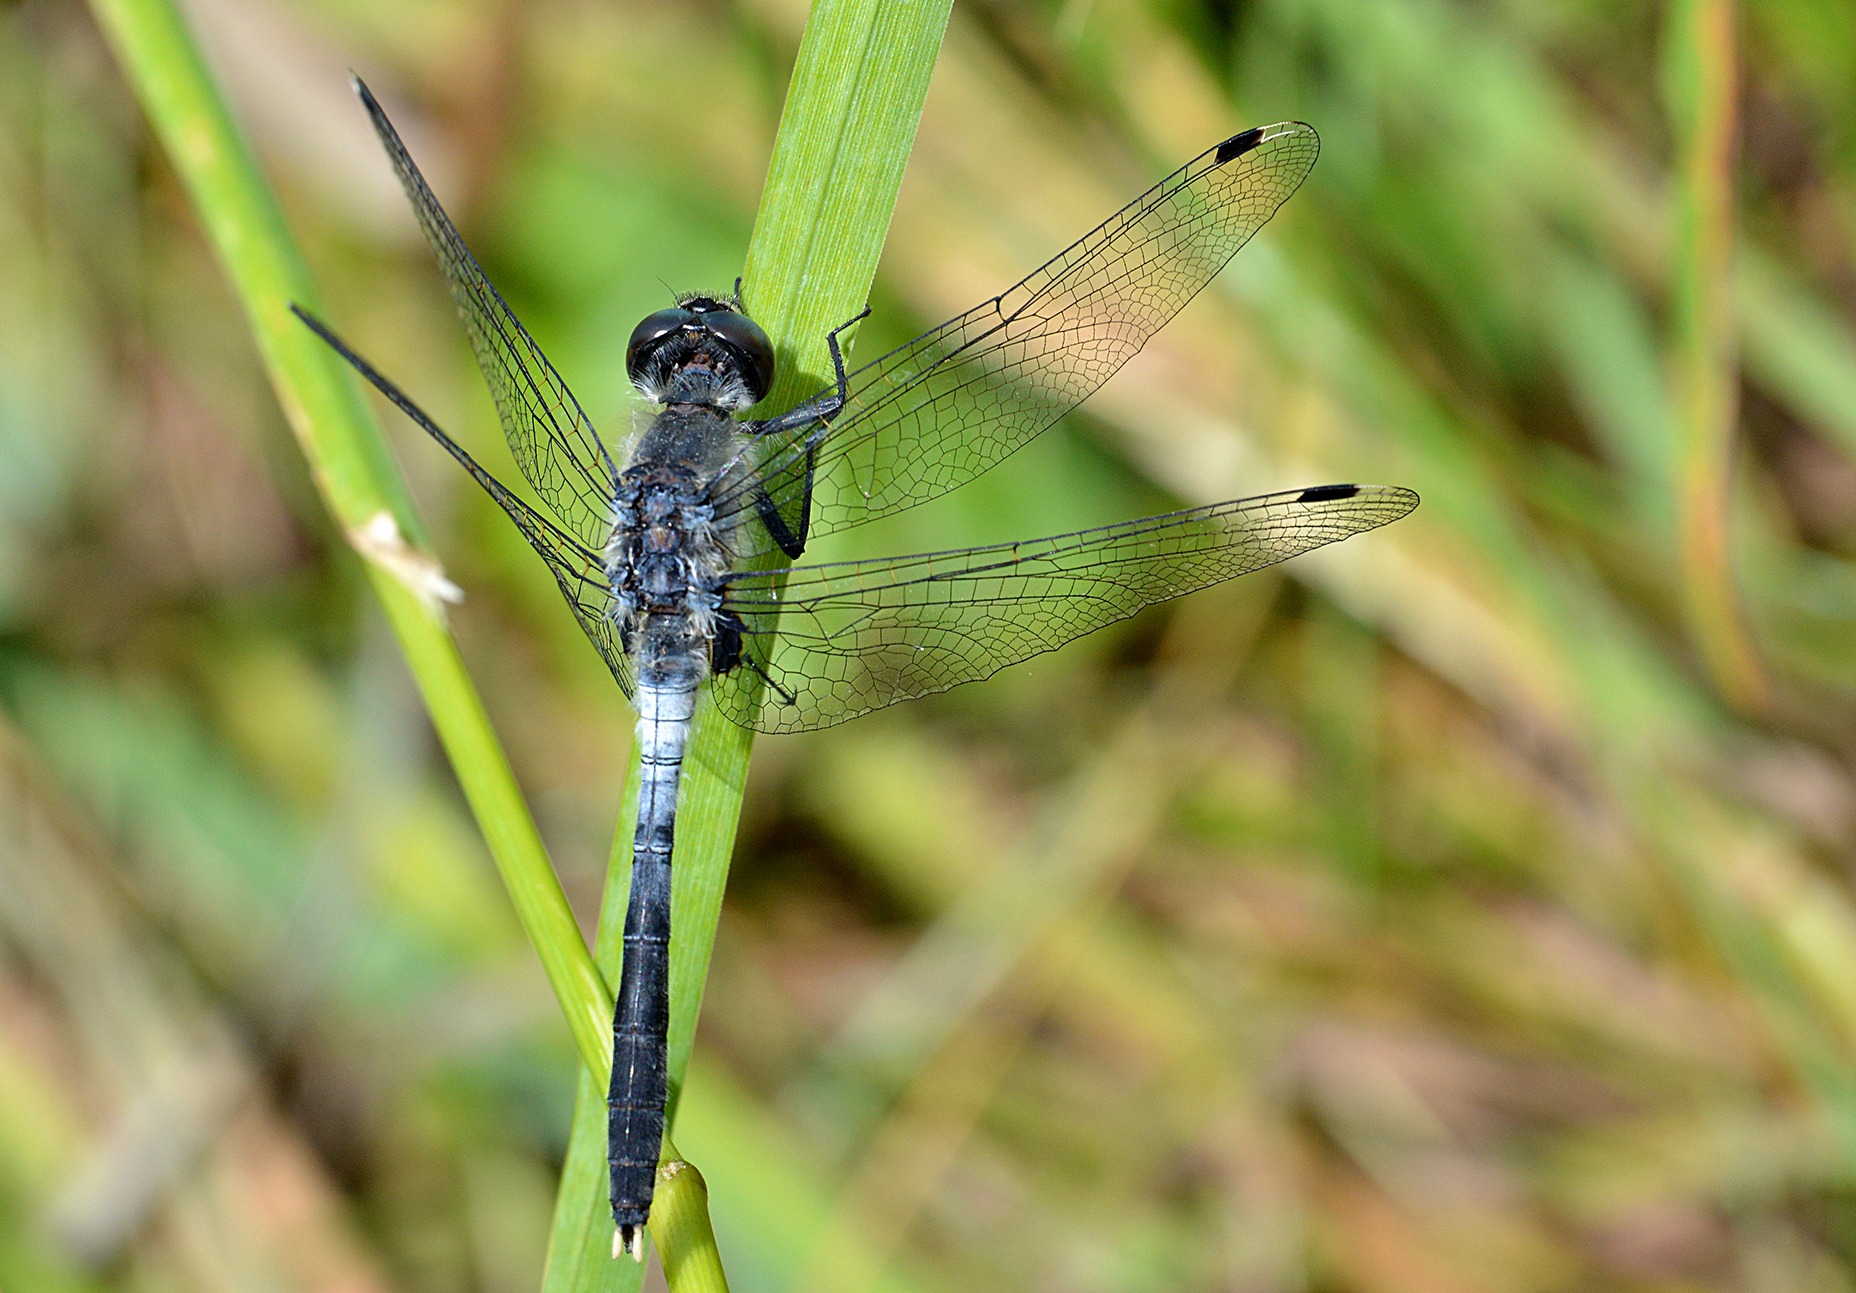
[
  {"xmin": 544, "ymin": 0, "xmax": 954, "ymax": 1285},
  {"xmin": 1665, "ymin": 0, "xmax": 1764, "ymax": 708}
]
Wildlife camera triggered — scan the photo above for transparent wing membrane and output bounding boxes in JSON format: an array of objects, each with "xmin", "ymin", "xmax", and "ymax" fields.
[
  {"xmin": 307, "ymin": 96, "xmax": 1405, "ymax": 734},
  {"xmin": 716, "ymin": 123, "xmax": 1321, "ymax": 547},
  {"xmin": 709, "ymin": 483, "xmax": 1416, "ymax": 734},
  {"xmin": 354, "ymin": 78, "xmax": 619, "ymax": 553},
  {"xmin": 289, "ymin": 305, "xmax": 637, "ymax": 700}
]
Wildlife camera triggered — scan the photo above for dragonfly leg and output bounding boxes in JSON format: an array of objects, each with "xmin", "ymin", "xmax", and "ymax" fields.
[
  {"xmin": 822, "ymin": 304, "xmax": 869, "ymax": 402},
  {"xmin": 749, "ymin": 443, "xmax": 815, "ymax": 558},
  {"xmin": 710, "ymin": 612, "xmax": 744, "ymax": 674},
  {"xmin": 739, "ymin": 305, "xmax": 867, "ymax": 557},
  {"xmin": 740, "ymin": 646, "xmax": 797, "ymax": 706},
  {"xmin": 744, "ymin": 303, "xmax": 869, "ymax": 437}
]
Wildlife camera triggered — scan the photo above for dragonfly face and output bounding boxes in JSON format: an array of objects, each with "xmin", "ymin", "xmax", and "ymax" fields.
[
  {"xmin": 626, "ymin": 295, "xmax": 777, "ymax": 410},
  {"xmin": 292, "ymin": 76, "xmax": 1417, "ymax": 1260}
]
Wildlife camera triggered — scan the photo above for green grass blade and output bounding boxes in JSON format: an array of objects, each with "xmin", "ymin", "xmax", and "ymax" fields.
[
  {"xmin": 1664, "ymin": 0, "xmax": 1765, "ymax": 708},
  {"xmin": 82, "ymin": 0, "xmax": 614, "ymax": 1121},
  {"xmin": 543, "ymin": 0, "xmax": 953, "ymax": 1286}
]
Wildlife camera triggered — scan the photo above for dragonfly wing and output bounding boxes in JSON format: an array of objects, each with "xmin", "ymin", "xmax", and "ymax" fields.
[
  {"xmin": 714, "ymin": 124, "xmax": 1321, "ymax": 546},
  {"xmin": 707, "ymin": 483, "xmax": 1416, "ymax": 734},
  {"xmin": 292, "ymin": 306, "xmax": 635, "ymax": 699},
  {"xmin": 521, "ymin": 533, "xmax": 635, "ymax": 701},
  {"xmin": 356, "ymin": 78, "xmax": 619, "ymax": 553}
]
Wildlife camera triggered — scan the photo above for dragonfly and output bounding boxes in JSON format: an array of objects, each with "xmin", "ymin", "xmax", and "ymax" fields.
[{"xmin": 294, "ymin": 77, "xmax": 1416, "ymax": 1260}]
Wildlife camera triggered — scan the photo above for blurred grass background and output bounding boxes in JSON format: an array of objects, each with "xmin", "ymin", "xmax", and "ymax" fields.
[{"xmin": 5, "ymin": 0, "xmax": 1856, "ymax": 1290}]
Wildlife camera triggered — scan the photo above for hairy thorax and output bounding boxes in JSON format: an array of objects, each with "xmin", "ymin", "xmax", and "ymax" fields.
[{"xmin": 605, "ymin": 406, "xmax": 743, "ymax": 685}]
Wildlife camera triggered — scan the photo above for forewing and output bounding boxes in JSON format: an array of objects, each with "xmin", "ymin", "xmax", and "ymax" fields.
[
  {"xmin": 291, "ymin": 305, "xmax": 635, "ymax": 699},
  {"xmin": 708, "ymin": 483, "xmax": 1416, "ymax": 734},
  {"xmin": 357, "ymin": 78, "xmax": 619, "ymax": 553},
  {"xmin": 717, "ymin": 124, "xmax": 1321, "ymax": 545}
]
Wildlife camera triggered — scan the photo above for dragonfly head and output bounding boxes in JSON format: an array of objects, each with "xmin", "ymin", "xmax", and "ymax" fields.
[{"xmin": 627, "ymin": 295, "xmax": 775, "ymax": 411}]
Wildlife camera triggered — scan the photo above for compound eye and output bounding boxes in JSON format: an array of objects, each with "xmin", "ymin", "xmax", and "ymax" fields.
[
  {"xmin": 626, "ymin": 309, "xmax": 696, "ymax": 382},
  {"xmin": 702, "ymin": 311, "xmax": 776, "ymax": 404}
]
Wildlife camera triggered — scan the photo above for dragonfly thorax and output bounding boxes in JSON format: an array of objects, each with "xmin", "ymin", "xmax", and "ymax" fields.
[{"xmin": 607, "ymin": 451, "xmax": 734, "ymax": 681}]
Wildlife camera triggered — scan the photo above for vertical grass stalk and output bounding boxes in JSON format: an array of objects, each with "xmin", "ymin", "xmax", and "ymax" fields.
[
  {"xmin": 85, "ymin": 0, "xmax": 952, "ymax": 1282},
  {"xmin": 83, "ymin": 0, "xmax": 613, "ymax": 1078},
  {"xmin": 1664, "ymin": 0, "xmax": 1764, "ymax": 708},
  {"xmin": 543, "ymin": 1, "xmax": 953, "ymax": 1287}
]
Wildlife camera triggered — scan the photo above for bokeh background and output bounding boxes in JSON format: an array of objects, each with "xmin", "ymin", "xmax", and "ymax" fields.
[{"xmin": 6, "ymin": 0, "xmax": 1856, "ymax": 1289}]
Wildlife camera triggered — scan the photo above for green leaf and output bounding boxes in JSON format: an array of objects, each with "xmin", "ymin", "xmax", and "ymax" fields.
[
  {"xmin": 542, "ymin": 1, "xmax": 953, "ymax": 1288},
  {"xmin": 82, "ymin": 0, "xmax": 612, "ymax": 1081}
]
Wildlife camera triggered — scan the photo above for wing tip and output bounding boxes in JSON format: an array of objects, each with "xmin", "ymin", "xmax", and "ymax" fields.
[
  {"xmin": 1215, "ymin": 121, "xmax": 1319, "ymax": 165},
  {"xmin": 1296, "ymin": 482, "xmax": 1421, "ymax": 516},
  {"xmin": 1215, "ymin": 128, "xmax": 1266, "ymax": 164},
  {"xmin": 1297, "ymin": 483, "xmax": 1360, "ymax": 503},
  {"xmin": 349, "ymin": 71, "xmax": 401, "ymax": 148}
]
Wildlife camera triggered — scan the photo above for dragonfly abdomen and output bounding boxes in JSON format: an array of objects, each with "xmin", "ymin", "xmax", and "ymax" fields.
[
  {"xmin": 605, "ymin": 422, "xmax": 744, "ymax": 1257},
  {"xmin": 608, "ymin": 672, "xmax": 697, "ymax": 1259}
]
